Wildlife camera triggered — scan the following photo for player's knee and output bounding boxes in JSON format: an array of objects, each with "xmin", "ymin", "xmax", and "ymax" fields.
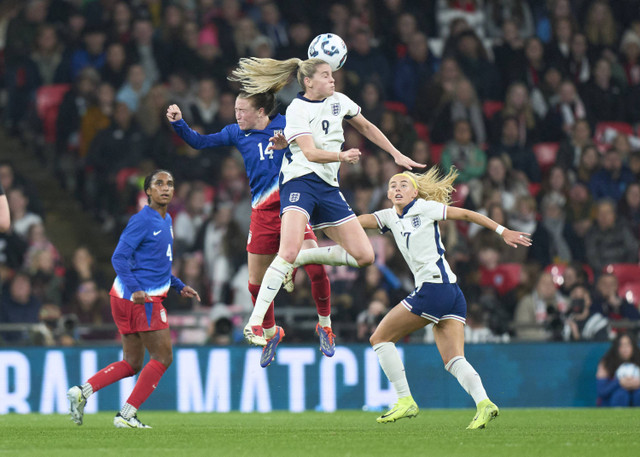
[
  {"xmin": 125, "ymin": 358, "xmax": 143, "ymax": 374},
  {"xmin": 278, "ymin": 248, "xmax": 300, "ymax": 264},
  {"xmin": 356, "ymin": 249, "xmax": 375, "ymax": 267}
]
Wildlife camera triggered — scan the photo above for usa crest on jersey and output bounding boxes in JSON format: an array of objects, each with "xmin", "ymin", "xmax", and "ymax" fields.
[
  {"xmin": 331, "ymin": 103, "xmax": 341, "ymax": 115},
  {"xmin": 411, "ymin": 216, "xmax": 421, "ymax": 228},
  {"xmin": 289, "ymin": 192, "xmax": 300, "ymax": 202},
  {"xmin": 273, "ymin": 129, "xmax": 283, "ymax": 136}
]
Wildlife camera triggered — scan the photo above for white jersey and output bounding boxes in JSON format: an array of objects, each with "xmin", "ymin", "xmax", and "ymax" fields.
[
  {"xmin": 282, "ymin": 92, "xmax": 361, "ymax": 187},
  {"xmin": 374, "ymin": 199, "xmax": 457, "ymax": 287}
]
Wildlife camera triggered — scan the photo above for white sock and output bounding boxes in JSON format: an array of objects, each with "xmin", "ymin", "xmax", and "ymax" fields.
[
  {"xmin": 373, "ymin": 342, "xmax": 411, "ymax": 399},
  {"xmin": 294, "ymin": 245, "xmax": 359, "ymax": 268},
  {"xmin": 249, "ymin": 256, "xmax": 293, "ymax": 325},
  {"xmin": 445, "ymin": 356, "xmax": 488, "ymax": 405},
  {"xmin": 120, "ymin": 402, "xmax": 137, "ymax": 420},
  {"xmin": 318, "ymin": 314, "xmax": 331, "ymax": 328},
  {"xmin": 81, "ymin": 383, "xmax": 93, "ymax": 398},
  {"xmin": 263, "ymin": 326, "xmax": 276, "ymax": 339}
]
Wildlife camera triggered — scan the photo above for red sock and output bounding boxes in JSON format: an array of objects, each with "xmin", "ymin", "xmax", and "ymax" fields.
[
  {"xmin": 304, "ymin": 264, "xmax": 331, "ymax": 317},
  {"xmin": 248, "ymin": 282, "xmax": 276, "ymax": 328},
  {"xmin": 87, "ymin": 360, "xmax": 135, "ymax": 392},
  {"xmin": 125, "ymin": 359, "xmax": 167, "ymax": 409}
]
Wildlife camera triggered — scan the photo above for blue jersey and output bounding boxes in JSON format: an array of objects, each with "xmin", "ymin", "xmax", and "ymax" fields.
[
  {"xmin": 171, "ymin": 115, "xmax": 287, "ymax": 210},
  {"xmin": 110, "ymin": 205, "xmax": 183, "ymax": 300}
]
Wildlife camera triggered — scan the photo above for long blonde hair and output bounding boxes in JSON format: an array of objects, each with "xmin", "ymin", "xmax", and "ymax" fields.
[
  {"xmin": 228, "ymin": 57, "xmax": 328, "ymax": 95},
  {"xmin": 399, "ymin": 167, "xmax": 459, "ymax": 205}
]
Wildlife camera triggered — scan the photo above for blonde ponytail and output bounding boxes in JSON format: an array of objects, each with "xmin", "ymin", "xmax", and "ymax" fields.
[
  {"xmin": 402, "ymin": 167, "xmax": 459, "ymax": 205},
  {"xmin": 229, "ymin": 57, "xmax": 329, "ymax": 95}
]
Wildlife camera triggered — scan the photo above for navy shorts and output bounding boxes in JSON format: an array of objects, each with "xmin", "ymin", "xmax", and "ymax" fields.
[
  {"xmin": 401, "ymin": 283, "xmax": 467, "ymax": 324},
  {"xmin": 280, "ymin": 174, "xmax": 356, "ymax": 229}
]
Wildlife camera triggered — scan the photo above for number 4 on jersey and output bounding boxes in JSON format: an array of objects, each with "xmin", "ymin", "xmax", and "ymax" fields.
[{"xmin": 166, "ymin": 244, "xmax": 173, "ymax": 261}]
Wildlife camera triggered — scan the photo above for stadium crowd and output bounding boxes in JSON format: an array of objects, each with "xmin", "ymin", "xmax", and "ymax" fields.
[{"xmin": 1, "ymin": 0, "xmax": 640, "ymax": 347}]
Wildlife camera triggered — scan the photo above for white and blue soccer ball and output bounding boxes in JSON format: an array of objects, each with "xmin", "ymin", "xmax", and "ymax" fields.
[
  {"xmin": 615, "ymin": 362, "xmax": 640, "ymax": 380},
  {"xmin": 307, "ymin": 33, "xmax": 348, "ymax": 71}
]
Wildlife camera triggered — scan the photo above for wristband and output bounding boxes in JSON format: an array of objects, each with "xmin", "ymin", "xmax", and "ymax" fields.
[
  {"xmin": 337, "ymin": 151, "xmax": 342, "ymax": 162},
  {"xmin": 495, "ymin": 225, "xmax": 505, "ymax": 236}
]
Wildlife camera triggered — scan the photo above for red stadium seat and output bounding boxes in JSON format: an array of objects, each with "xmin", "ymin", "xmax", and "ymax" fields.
[
  {"xmin": 413, "ymin": 122, "xmax": 429, "ymax": 142},
  {"xmin": 532, "ymin": 142, "xmax": 559, "ymax": 174},
  {"xmin": 604, "ymin": 263, "xmax": 640, "ymax": 287},
  {"xmin": 482, "ymin": 100, "xmax": 504, "ymax": 120},
  {"xmin": 594, "ymin": 122, "xmax": 634, "ymax": 152},
  {"xmin": 619, "ymin": 282, "xmax": 640, "ymax": 307},
  {"xmin": 479, "ymin": 263, "xmax": 522, "ymax": 296},
  {"xmin": 36, "ymin": 84, "xmax": 71, "ymax": 144},
  {"xmin": 384, "ymin": 101, "xmax": 408, "ymax": 115},
  {"xmin": 451, "ymin": 183, "xmax": 469, "ymax": 207},
  {"xmin": 430, "ymin": 143, "xmax": 444, "ymax": 164}
]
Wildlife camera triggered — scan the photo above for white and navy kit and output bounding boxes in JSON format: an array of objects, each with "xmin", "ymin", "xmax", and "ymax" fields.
[
  {"xmin": 374, "ymin": 199, "xmax": 467, "ymax": 324},
  {"xmin": 280, "ymin": 92, "xmax": 360, "ymax": 229}
]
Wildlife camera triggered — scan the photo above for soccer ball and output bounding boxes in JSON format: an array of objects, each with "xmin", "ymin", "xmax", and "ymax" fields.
[
  {"xmin": 615, "ymin": 363, "xmax": 640, "ymax": 380},
  {"xmin": 307, "ymin": 33, "xmax": 348, "ymax": 71}
]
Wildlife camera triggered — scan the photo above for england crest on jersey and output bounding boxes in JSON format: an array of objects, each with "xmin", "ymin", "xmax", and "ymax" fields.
[
  {"xmin": 411, "ymin": 216, "xmax": 421, "ymax": 228},
  {"xmin": 331, "ymin": 103, "xmax": 341, "ymax": 116},
  {"xmin": 289, "ymin": 192, "xmax": 300, "ymax": 202}
]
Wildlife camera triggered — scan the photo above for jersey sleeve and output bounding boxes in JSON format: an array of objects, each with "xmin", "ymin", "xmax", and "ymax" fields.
[
  {"xmin": 420, "ymin": 200, "xmax": 447, "ymax": 221},
  {"xmin": 119, "ymin": 212, "xmax": 148, "ymax": 250},
  {"xmin": 171, "ymin": 119, "xmax": 235, "ymax": 149},
  {"xmin": 284, "ymin": 101, "xmax": 312, "ymax": 143},
  {"xmin": 339, "ymin": 93, "xmax": 361, "ymax": 119},
  {"xmin": 373, "ymin": 209, "xmax": 393, "ymax": 234}
]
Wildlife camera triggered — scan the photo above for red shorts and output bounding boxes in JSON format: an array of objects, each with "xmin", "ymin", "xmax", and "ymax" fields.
[
  {"xmin": 247, "ymin": 207, "xmax": 317, "ymax": 255},
  {"xmin": 110, "ymin": 296, "xmax": 169, "ymax": 334}
]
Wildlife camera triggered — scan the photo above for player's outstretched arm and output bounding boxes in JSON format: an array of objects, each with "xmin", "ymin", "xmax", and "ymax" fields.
[
  {"xmin": 167, "ymin": 104, "xmax": 231, "ymax": 150},
  {"xmin": 447, "ymin": 206, "xmax": 532, "ymax": 248},
  {"xmin": 346, "ymin": 114, "xmax": 425, "ymax": 170},
  {"xmin": 358, "ymin": 214, "xmax": 378, "ymax": 230},
  {"xmin": 294, "ymin": 135, "xmax": 360, "ymax": 164}
]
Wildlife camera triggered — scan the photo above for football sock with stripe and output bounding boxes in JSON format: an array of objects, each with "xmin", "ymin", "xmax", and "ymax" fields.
[
  {"xmin": 294, "ymin": 246, "xmax": 359, "ymax": 268},
  {"xmin": 85, "ymin": 360, "xmax": 136, "ymax": 395},
  {"xmin": 445, "ymin": 356, "xmax": 488, "ymax": 405},
  {"xmin": 373, "ymin": 342, "xmax": 411, "ymax": 398},
  {"xmin": 248, "ymin": 256, "xmax": 293, "ymax": 326},
  {"xmin": 125, "ymin": 359, "xmax": 167, "ymax": 411},
  {"xmin": 248, "ymin": 282, "xmax": 275, "ymax": 329}
]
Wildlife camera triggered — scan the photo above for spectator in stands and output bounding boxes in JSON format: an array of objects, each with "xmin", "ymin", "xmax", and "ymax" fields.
[
  {"xmin": 492, "ymin": 20, "xmax": 525, "ymax": 88},
  {"xmin": 563, "ymin": 284, "xmax": 608, "ymax": 341},
  {"xmin": 557, "ymin": 262, "xmax": 591, "ymax": 297},
  {"xmin": 568, "ymin": 33, "xmax": 592, "ymax": 84},
  {"xmin": 545, "ymin": 17, "xmax": 574, "ymax": 72},
  {"xmin": 618, "ymin": 182, "xmax": 640, "ymax": 238},
  {"xmin": 547, "ymin": 80, "xmax": 588, "ymax": 142},
  {"xmin": 620, "ymin": 30, "xmax": 640, "ymax": 87},
  {"xmin": 597, "ymin": 332, "xmax": 640, "ymax": 407},
  {"xmin": 379, "ymin": 110, "xmax": 418, "ymax": 160},
  {"xmin": 30, "ymin": 24, "xmax": 71, "ymax": 85},
  {"xmin": 65, "ymin": 279, "xmax": 115, "ymax": 341},
  {"xmin": 276, "ymin": 22, "xmax": 312, "ymax": 60},
  {"xmin": 592, "ymin": 273, "xmax": 640, "ymax": 326},
  {"xmin": 100, "ymin": 42, "xmax": 128, "ymax": 90},
  {"xmin": 557, "ymin": 119, "xmax": 592, "ymax": 171},
  {"xmin": 165, "ymin": 253, "xmax": 209, "ymax": 310},
  {"xmin": 491, "ymin": 82, "xmax": 540, "ymax": 146},
  {"xmin": 514, "ymin": 271, "xmax": 568, "ymax": 341},
  {"xmin": 116, "ymin": 63, "xmax": 151, "ymax": 113},
  {"xmin": 392, "ymin": 31, "xmax": 437, "ymax": 112},
  {"xmin": 108, "ymin": 1, "xmax": 133, "ymax": 44},
  {"xmin": 127, "ymin": 16, "xmax": 170, "ymax": 84},
  {"xmin": 359, "ymin": 81, "xmax": 386, "ymax": 127},
  {"xmin": 589, "ymin": 148, "xmax": 635, "ymax": 201},
  {"xmin": 585, "ymin": 199, "xmax": 639, "ymax": 274},
  {"xmin": 56, "ymin": 67, "xmax": 99, "ymax": 159},
  {"xmin": 70, "ymin": 25, "xmax": 107, "ymax": 79},
  {"xmin": 27, "ymin": 247, "xmax": 63, "ymax": 306},
  {"xmin": 471, "ymin": 155, "xmax": 529, "ymax": 211},
  {"xmin": 584, "ymin": 0, "xmax": 618, "ymax": 57},
  {"xmin": 430, "ymin": 78, "xmax": 487, "ymax": 144},
  {"xmin": 79, "ymin": 82, "xmax": 115, "ymax": 159},
  {"xmin": 581, "ymin": 59, "xmax": 626, "ymax": 123},
  {"xmin": 257, "ymin": 1, "xmax": 288, "ymax": 52},
  {"xmin": 174, "ymin": 185, "xmax": 211, "ymax": 255},
  {"xmin": 356, "ymin": 299, "xmax": 387, "ymax": 342},
  {"xmin": 7, "ymin": 187, "xmax": 42, "ymax": 240},
  {"xmin": 453, "ymin": 30, "xmax": 502, "ymax": 101},
  {"xmin": 188, "ymin": 78, "xmax": 219, "ymax": 134},
  {"xmin": 440, "ymin": 119, "xmax": 487, "ymax": 183},
  {"xmin": 63, "ymin": 246, "xmax": 106, "ymax": 305},
  {"xmin": 489, "ymin": 115, "xmax": 541, "ymax": 183},
  {"xmin": 484, "ymin": 0, "xmax": 534, "ymax": 39},
  {"xmin": 437, "ymin": 0, "xmax": 485, "ymax": 39},
  {"xmin": 0, "ymin": 271, "xmax": 42, "ymax": 343},
  {"xmin": 540, "ymin": 192, "xmax": 572, "ymax": 263},
  {"xmin": 416, "ymin": 57, "xmax": 463, "ymax": 125},
  {"xmin": 575, "ymin": 144, "xmax": 601, "ymax": 184}
]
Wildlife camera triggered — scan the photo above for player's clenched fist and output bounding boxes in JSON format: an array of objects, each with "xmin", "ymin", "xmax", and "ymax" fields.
[
  {"xmin": 166, "ymin": 104, "xmax": 182, "ymax": 122},
  {"xmin": 340, "ymin": 148, "xmax": 361, "ymax": 164}
]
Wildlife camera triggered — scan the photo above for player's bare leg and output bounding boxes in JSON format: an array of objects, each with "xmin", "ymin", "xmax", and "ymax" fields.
[{"xmin": 433, "ymin": 319, "xmax": 499, "ymax": 429}]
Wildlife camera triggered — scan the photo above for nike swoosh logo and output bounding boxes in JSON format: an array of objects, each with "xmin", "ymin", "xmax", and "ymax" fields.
[
  {"xmin": 153, "ymin": 230, "xmax": 162, "ymax": 236},
  {"xmin": 380, "ymin": 409, "xmax": 398, "ymax": 418},
  {"xmin": 267, "ymin": 285, "xmax": 278, "ymax": 290},
  {"xmin": 245, "ymin": 132, "xmax": 252, "ymax": 136}
]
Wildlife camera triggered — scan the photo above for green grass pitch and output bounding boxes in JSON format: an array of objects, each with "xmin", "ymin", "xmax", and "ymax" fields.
[{"xmin": 1, "ymin": 409, "xmax": 639, "ymax": 457}]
